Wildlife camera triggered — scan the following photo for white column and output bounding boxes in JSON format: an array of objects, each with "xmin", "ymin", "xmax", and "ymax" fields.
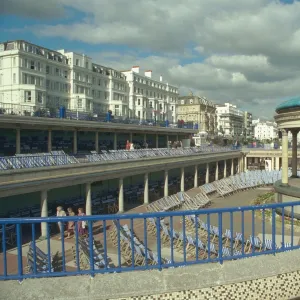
[
  {"xmin": 118, "ymin": 178, "xmax": 124, "ymax": 212},
  {"xmin": 156, "ymin": 134, "xmax": 159, "ymax": 148},
  {"xmin": 281, "ymin": 129, "xmax": 289, "ymax": 186},
  {"xmin": 144, "ymin": 173, "xmax": 149, "ymax": 204},
  {"xmin": 40, "ymin": 190, "xmax": 48, "ymax": 238},
  {"xmin": 205, "ymin": 163, "xmax": 209, "ymax": 184},
  {"xmin": 244, "ymin": 156, "xmax": 247, "ymax": 172},
  {"xmin": 85, "ymin": 182, "xmax": 92, "ymax": 216},
  {"xmin": 292, "ymin": 130, "xmax": 298, "ymax": 177},
  {"xmin": 224, "ymin": 160, "xmax": 227, "ymax": 178},
  {"xmin": 271, "ymin": 157, "xmax": 274, "ymax": 171},
  {"xmin": 16, "ymin": 128, "xmax": 21, "ymax": 154},
  {"xmin": 73, "ymin": 130, "xmax": 77, "ymax": 154},
  {"xmin": 95, "ymin": 131, "xmax": 99, "ymax": 153},
  {"xmin": 180, "ymin": 167, "xmax": 185, "ymax": 192},
  {"xmin": 276, "ymin": 157, "xmax": 280, "ymax": 170},
  {"xmin": 231, "ymin": 159, "xmax": 234, "ymax": 175},
  {"xmin": 114, "ymin": 132, "xmax": 117, "ymax": 150},
  {"xmin": 194, "ymin": 165, "xmax": 198, "ymax": 188},
  {"xmin": 48, "ymin": 129, "xmax": 52, "ymax": 153},
  {"xmin": 164, "ymin": 170, "xmax": 169, "ymax": 197},
  {"xmin": 215, "ymin": 161, "xmax": 219, "ymax": 181}
]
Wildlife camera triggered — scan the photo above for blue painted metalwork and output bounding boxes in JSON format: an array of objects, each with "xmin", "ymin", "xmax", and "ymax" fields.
[{"xmin": 0, "ymin": 201, "xmax": 300, "ymax": 281}]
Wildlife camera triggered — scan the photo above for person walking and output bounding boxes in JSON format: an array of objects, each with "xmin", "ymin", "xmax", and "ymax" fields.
[
  {"xmin": 66, "ymin": 207, "xmax": 75, "ymax": 239},
  {"xmin": 130, "ymin": 143, "xmax": 134, "ymax": 150},
  {"xmin": 56, "ymin": 206, "xmax": 66, "ymax": 240},
  {"xmin": 125, "ymin": 140, "xmax": 130, "ymax": 150},
  {"xmin": 77, "ymin": 208, "xmax": 88, "ymax": 237}
]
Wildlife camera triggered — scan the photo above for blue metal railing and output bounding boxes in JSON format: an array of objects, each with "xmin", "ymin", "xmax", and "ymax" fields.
[{"xmin": 0, "ymin": 201, "xmax": 299, "ymax": 281}]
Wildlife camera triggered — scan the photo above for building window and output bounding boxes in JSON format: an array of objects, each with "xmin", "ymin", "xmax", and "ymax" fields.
[
  {"xmin": 13, "ymin": 73, "xmax": 16, "ymax": 84},
  {"xmin": 30, "ymin": 75, "xmax": 35, "ymax": 84},
  {"xmin": 37, "ymin": 91, "xmax": 43, "ymax": 104},
  {"xmin": 25, "ymin": 91, "xmax": 31, "ymax": 102},
  {"xmin": 30, "ymin": 60, "xmax": 35, "ymax": 70},
  {"xmin": 77, "ymin": 99, "xmax": 82, "ymax": 108},
  {"xmin": 46, "ymin": 65, "xmax": 50, "ymax": 74},
  {"xmin": 86, "ymin": 62, "xmax": 89, "ymax": 69},
  {"xmin": 138, "ymin": 99, "xmax": 140, "ymax": 105},
  {"xmin": 13, "ymin": 57, "xmax": 16, "ymax": 67},
  {"xmin": 76, "ymin": 59, "xmax": 79, "ymax": 66}
]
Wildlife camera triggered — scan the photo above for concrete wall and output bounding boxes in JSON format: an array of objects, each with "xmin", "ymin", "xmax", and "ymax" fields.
[{"xmin": 0, "ymin": 251, "xmax": 299, "ymax": 300}]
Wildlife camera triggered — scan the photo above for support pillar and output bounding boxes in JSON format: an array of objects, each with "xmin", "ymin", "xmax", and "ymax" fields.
[
  {"xmin": 205, "ymin": 163, "xmax": 209, "ymax": 184},
  {"xmin": 292, "ymin": 129, "xmax": 299, "ymax": 177},
  {"xmin": 155, "ymin": 134, "xmax": 159, "ymax": 148},
  {"xmin": 180, "ymin": 167, "xmax": 185, "ymax": 192},
  {"xmin": 114, "ymin": 132, "xmax": 117, "ymax": 150},
  {"xmin": 95, "ymin": 132, "xmax": 99, "ymax": 153},
  {"xmin": 244, "ymin": 156, "xmax": 247, "ymax": 172},
  {"xmin": 40, "ymin": 190, "xmax": 48, "ymax": 238},
  {"xmin": 271, "ymin": 157, "xmax": 274, "ymax": 171},
  {"xmin": 224, "ymin": 160, "xmax": 227, "ymax": 178},
  {"xmin": 281, "ymin": 129, "xmax": 289, "ymax": 186},
  {"xmin": 118, "ymin": 178, "xmax": 124, "ymax": 212},
  {"xmin": 48, "ymin": 129, "xmax": 52, "ymax": 153},
  {"xmin": 73, "ymin": 130, "xmax": 77, "ymax": 154},
  {"xmin": 194, "ymin": 165, "xmax": 198, "ymax": 188},
  {"xmin": 164, "ymin": 170, "xmax": 168, "ymax": 197},
  {"xmin": 276, "ymin": 157, "xmax": 280, "ymax": 170},
  {"xmin": 215, "ymin": 161, "xmax": 219, "ymax": 181},
  {"xmin": 144, "ymin": 173, "xmax": 149, "ymax": 204},
  {"xmin": 231, "ymin": 159, "xmax": 234, "ymax": 175},
  {"xmin": 16, "ymin": 128, "xmax": 21, "ymax": 154},
  {"xmin": 85, "ymin": 183, "xmax": 92, "ymax": 215}
]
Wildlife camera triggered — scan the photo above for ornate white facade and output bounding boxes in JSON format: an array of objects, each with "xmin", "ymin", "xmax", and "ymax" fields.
[
  {"xmin": 0, "ymin": 40, "xmax": 129, "ymax": 116},
  {"xmin": 216, "ymin": 103, "xmax": 244, "ymax": 137},
  {"xmin": 121, "ymin": 67, "xmax": 179, "ymax": 122}
]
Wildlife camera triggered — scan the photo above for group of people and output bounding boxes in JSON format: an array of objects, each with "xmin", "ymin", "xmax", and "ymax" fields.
[
  {"xmin": 125, "ymin": 140, "xmax": 148, "ymax": 150},
  {"xmin": 56, "ymin": 206, "xmax": 88, "ymax": 239}
]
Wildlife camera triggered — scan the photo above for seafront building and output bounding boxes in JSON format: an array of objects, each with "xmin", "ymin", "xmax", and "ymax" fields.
[
  {"xmin": 216, "ymin": 103, "xmax": 244, "ymax": 137},
  {"xmin": 177, "ymin": 93, "xmax": 217, "ymax": 134},
  {"xmin": 0, "ymin": 40, "xmax": 179, "ymax": 121},
  {"xmin": 121, "ymin": 67, "xmax": 178, "ymax": 122}
]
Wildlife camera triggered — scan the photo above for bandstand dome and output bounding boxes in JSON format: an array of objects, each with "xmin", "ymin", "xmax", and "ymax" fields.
[{"xmin": 276, "ymin": 96, "xmax": 300, "ymax": 114}]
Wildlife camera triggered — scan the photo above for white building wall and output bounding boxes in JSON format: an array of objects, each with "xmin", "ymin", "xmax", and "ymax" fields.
[
  {"xmin": 121, "ymin": 67, "xmax": 179, "ymax": 122},
  {"xmin": 0, "ymin": 40, "xmax": 129, "ymax": 117},
  {"xmin": 253, "ymin": 122, "xmax": 277, "ymax": 140}
]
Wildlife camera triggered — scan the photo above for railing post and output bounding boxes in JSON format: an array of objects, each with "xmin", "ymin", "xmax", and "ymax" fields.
[
  {"xmin": 218, "ymin": 212, "xmax": 223, "ymax": 264},
  {"xmin": 272, "ymin": 208, "xmax": 276, "ymax": 254},
  {"xmin": 16, "ymin": 224, "xmax": 23, "ymax": 281},
  {"xmin": 156, "ymin": 217, "xmax": 162, "ymax": 270}
]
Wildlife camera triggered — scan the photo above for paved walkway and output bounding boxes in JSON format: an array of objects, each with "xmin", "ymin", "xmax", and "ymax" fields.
[{"xmin": 1, "ymin": 186, "xmax": 299, "ymax": 277}]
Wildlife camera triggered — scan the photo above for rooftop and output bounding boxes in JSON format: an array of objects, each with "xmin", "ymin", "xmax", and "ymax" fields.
[{"xmin": 276, "ymin": 96, "xmax": 300, "ymax": 113}]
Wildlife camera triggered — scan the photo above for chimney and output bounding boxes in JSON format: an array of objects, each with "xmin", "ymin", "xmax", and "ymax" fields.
[
  {"xmin": 132, "ymin": 66, "xmax": 140, "ymax": 73},
  {"xmin": 160, "ymin": 75, "xmax": 163, "ymax": 82},
  {"xmin": 145, "ymin": 70, "xmax": 152, "ymax": 78}
]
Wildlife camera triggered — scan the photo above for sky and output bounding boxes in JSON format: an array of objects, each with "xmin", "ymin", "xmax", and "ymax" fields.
[{"xmin": 1, "ymin": 0, "xmax": 300, "ymax": 119}]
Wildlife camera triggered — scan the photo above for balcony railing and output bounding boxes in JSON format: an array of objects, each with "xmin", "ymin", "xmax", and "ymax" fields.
[{"xmin": 0, "ymin": 201, "xmax": 299, "ymax": 281}]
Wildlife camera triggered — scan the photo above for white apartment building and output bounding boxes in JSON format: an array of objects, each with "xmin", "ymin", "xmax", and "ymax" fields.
[
  {"xmin": 253, "ymin": 119, "xmax": 277, "ymax": 140},
  {"xmin": 216, "ymin": 103, "xmax": 244, "ymax": 137},
  {"xmin": 0, "ymin": 40, "xmax": 129, "ymax": 117},
  {"xmin": 121, "ymin": 67, "xmax": 179, "ymax": 122}
]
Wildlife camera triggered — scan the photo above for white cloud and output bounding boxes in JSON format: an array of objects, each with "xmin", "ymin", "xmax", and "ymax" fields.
[{"xmin": 3, "ymin": 0, "xmax": 300, "ymax": 118}]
